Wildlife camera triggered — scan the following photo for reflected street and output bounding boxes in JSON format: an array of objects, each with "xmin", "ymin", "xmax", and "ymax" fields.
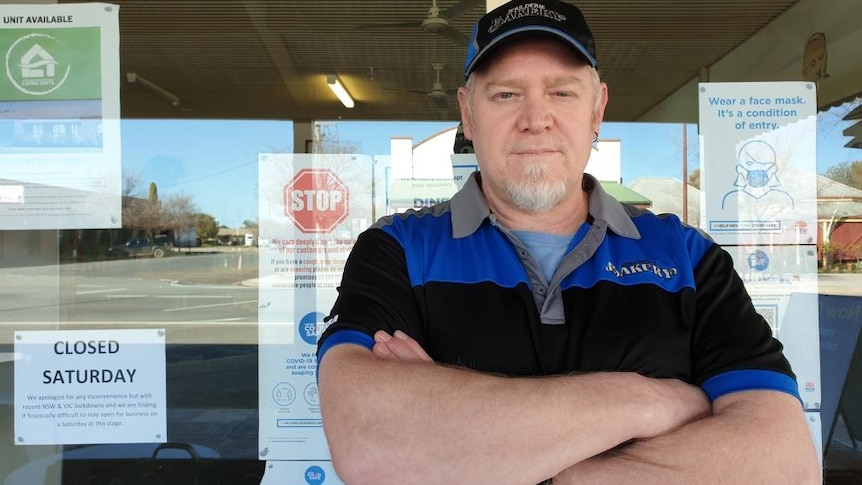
[
  {"xmin": 817, "ymin": 274, "xmax": 862, "ymax": 297},
  {"xmin": 0, "ymin": 250, "xmax": 260, "ymax": 342}
]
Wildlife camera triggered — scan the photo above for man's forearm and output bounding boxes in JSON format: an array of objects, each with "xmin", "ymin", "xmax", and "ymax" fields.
[
  {"xmin": 319, "ymin": 344, "xmax": 708, "ymax": 485},
  {"xmin": 553, "ymin": 390, "xmax": 821, "ymax": 485}
]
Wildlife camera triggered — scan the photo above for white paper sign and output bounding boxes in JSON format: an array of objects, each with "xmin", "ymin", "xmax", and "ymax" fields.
[
  {"xmin": 725, "ymin": 244, "xmax": 821, "ymax": 409},
  {"xmin": 257, "ymin": 153, "xmax": 372, "ymax": 462},
  {"xmin": 699, "ymin": 82, "xmax": 817, "ymax": 246},
  {"xmin": 0, "ymin": 3, "xmax": 122, "ymax": 229},
  {"xmin": 14, "ymin": 328, "xmax": 167, "ymax": 445},
  {"xmin": 451, "ymin": 154, "xmax": 478, "ymax": 191},
  {"xmin": 700, "ymin": 82, "xmax": 821, "ymax": 452},
  {"xmin": 260, "ymin": 460, "xmax": 344, "ymax": 485}
]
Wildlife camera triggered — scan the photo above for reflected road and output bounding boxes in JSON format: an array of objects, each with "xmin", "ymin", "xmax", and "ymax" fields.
[
  {"xmin": 2, "ymin": 253, "xmax": 862, "ymax": 328},
  {"xmin": 0, "ymin": 251, "xmax": 260, "ymax": 325}
]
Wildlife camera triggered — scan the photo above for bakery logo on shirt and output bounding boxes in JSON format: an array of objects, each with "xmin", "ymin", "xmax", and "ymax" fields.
[{"xmin": 605, "ymin": 260, "xmax": 678, "ymax": 279}]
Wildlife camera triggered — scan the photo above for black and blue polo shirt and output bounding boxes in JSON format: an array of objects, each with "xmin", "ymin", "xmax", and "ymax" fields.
[{"xmin": 317, "ymin": 172, "xmax": 800, "ymax": 402}]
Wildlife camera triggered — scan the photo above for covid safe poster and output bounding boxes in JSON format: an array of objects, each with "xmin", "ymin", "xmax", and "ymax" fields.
[{"xmin": 257, "ymin": 153, "xmax": 373, "ymax": 483}]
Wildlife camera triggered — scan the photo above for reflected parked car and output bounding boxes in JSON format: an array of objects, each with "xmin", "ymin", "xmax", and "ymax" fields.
[{"xmin": 105, "ymin": 236, "xmax": 170, "ymax": 259}]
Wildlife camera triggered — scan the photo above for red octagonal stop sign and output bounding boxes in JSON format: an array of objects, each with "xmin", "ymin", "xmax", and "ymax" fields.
[{"xmin": 284, "ymin": 169, "xmax": 350, "ymax": 233}]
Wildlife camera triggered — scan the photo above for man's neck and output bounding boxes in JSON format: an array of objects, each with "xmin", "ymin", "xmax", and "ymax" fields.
[{"xmin": 485, "ymin": 188, "xmax": 590, "ymax": 235}]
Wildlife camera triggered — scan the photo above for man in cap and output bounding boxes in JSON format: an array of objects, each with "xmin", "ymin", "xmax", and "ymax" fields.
[{"xmin": 317, "ymin": 1, "xmax": 820, "ymax": 483}]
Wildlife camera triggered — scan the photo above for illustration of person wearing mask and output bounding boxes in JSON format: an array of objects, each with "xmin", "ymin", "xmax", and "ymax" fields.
[{"xmin": 721, "ymin": 139, "xmax": 795, "ymax": 214}]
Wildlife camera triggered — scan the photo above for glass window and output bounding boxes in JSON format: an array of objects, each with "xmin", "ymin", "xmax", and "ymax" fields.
[{"xmin": 2, "ymin": 1, "xmax": 861, "ymax": 484}]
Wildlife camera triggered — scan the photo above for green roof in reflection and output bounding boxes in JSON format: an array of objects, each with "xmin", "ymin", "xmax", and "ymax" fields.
[{"xmin": 599, "ymin": 181, "xmax": 651, "ymax": 206}]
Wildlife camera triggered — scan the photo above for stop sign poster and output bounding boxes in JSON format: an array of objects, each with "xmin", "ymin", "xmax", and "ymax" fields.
[
  {"xmin": 257, "ymin": 153, "xmax": 372, "ymax": 468},
  {"xmin": 284, "ymin": 169, "xmax": 350, "ymax": 233}
]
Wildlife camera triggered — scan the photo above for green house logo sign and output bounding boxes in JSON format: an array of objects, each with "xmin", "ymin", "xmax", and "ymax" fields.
[{"xmin": 5, "ymin": 33, "xmax": 71, "ymax": 95}]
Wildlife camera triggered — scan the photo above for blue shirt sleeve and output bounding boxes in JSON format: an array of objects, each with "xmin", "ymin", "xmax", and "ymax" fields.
[
  {"xmin": 701, "ymin": 369, "xmax": 801, "ymax": 404},
  {"xmin": 316, "ymin": 329, "xmax": 375, "ymax": 378}
]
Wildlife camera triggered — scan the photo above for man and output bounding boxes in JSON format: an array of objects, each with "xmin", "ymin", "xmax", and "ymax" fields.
[{"xmin": 317, "ymin": 1, "xmax": 820, "ymax": 484}]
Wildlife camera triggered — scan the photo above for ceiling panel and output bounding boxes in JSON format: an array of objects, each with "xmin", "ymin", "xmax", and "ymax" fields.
[{"xmin": 60, "ymin": 0, "xmax": 802, "ymax": 122}]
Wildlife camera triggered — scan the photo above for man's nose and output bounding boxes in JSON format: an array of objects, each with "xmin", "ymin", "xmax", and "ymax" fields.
[{"xmin": 516, "ymin": 95, "xmax": 553, "ymax": 133}]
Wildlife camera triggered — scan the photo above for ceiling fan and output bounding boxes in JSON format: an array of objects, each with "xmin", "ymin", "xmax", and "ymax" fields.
[
  {"xmin": 386, "ymin": 63, "xmax": 456, "ymax": 111},
  {"xmin": 354, "ymin": 0, "xmax": 482, "ymax": 45},
  {"xmin": 426, "ymin": 62, "xmax": 453, "ymax": 110}
]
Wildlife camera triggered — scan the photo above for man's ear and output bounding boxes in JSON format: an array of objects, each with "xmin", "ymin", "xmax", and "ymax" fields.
[
  {"xmin": 457, "ymin": 86, "xmax": 474, "ymax": 140},
  {"xmin": 593, "ymin": 82, "xmax": 609, "ymax": 134}
]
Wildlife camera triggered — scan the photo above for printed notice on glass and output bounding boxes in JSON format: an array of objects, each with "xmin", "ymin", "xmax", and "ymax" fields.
[
  {"xmin": 0, "ymin": 3, "xmax": 121, "ymax": 229},
  {"xmin": 257, "ymin": 153, "xmax": 371, "ymax": 468},
  {"xmin": 726, "ymin": 244, "xmax": 821, "ymax": 410},
  {"xmin": 14, "ymin": 328, "xmax": 167, "ymax": 445},
  {"xmin": 451, "ymin": 154, "xmax": 478, "ymax": 191},
  {"xmin": 700, "ymin": 82, "xmax": 821, "ymax": 451},
  {"xmin": 699, "ymin": 82, "xmax": 817, "ymax": 246},
  {"xmin": 260, "ymin": 460, "xmax": 342, "ymax": 485}
]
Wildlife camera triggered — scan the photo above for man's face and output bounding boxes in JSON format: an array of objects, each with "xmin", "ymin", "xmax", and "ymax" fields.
[{"xmin": 458, "ymin": 37, "xmax": 608, "ymax": 212}]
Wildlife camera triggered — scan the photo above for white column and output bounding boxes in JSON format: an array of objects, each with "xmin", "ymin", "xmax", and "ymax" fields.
[
  {"xmin": 486, "ymin": 0, "xmax": 508, "ymax": 11},
  {"xmin": 293, "ymin": 121, "xmax": 314, "ymax": 153}
]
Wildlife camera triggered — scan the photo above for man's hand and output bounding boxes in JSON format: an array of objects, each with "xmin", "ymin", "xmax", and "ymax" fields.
[
  {"xmin": 551, "ymin": 390, "xmax": 819, "ymax": 485},
  {"xmin": 373, "ymin": 330, "xmax": 434, "ymax": 363}
]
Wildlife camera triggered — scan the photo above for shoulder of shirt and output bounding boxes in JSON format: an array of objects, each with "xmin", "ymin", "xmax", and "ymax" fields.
[
  {"xmin": 369, "ymin": 200, "xmax": 453, "ymax": 231},
  {"xmin": 621, "ymin": 202, "xmax": 714, "ymax": 243}
]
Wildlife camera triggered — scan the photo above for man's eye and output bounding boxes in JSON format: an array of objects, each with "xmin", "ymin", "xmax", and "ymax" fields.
[{"xmin": 497, "ymin": 92, "xmax": 514, "ymax": 99}]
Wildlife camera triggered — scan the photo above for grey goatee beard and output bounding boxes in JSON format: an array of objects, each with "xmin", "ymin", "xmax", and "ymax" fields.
[{"xmin": 506, "ymin": 163, "xmax": 567, "ymax": 212}]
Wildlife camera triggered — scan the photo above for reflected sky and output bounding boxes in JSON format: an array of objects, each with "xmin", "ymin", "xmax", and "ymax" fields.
[{"xmin": 118, "ymin": 98, "xmax": 860, "ymax": 229}]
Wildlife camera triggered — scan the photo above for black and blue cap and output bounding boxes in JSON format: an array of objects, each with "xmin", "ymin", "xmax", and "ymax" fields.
[{"xmin": 464, "ymin": 0, "xmax": 597, "ymax": 78}]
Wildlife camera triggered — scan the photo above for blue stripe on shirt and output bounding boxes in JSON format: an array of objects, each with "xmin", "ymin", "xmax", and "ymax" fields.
[
  {"xmin": 701, "ymin": 369, "xmax": 801, "ymax": 403},
  {"xmin": 317, "ymin": 329, "xmax": 374, "ymax": 364}
]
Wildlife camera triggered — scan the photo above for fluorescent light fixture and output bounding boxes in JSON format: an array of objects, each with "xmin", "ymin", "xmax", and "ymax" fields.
[
  {"xmin": 327, "ymin": 75, "xmax": 354, "ymax": 108},
  {"xmin": 126, "ymin": 72, "xmax": 181, "ymax": 107}
]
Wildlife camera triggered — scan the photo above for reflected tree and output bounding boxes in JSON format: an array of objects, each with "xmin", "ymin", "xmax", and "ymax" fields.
[
  {"xmin": 688, "ymin": 168, "xmax": 701, "ymax": 189},
  {"xmin": 193, "ymin": 213, "xmax": 219, "ymax": 240},
  {"xmin": 823, "ymin": 161, "xmax": 862, "ymax": 190}
]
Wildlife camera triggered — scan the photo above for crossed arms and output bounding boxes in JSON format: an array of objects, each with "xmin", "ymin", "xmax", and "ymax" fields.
[{"xmin": 318, "ymin": 330, "xmax": 820, "ymax": 485}]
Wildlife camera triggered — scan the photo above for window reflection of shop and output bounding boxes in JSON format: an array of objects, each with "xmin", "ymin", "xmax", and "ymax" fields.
[
  {"xmin": 388, "ymin": 177, "xmax": 458, "ymax": 213},
  {"xmin": 13, "ymin": 119, "xmax": 102, "ymax": 148}
]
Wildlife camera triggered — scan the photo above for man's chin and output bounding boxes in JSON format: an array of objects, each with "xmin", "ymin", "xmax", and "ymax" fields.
[{"xmin": 507, "ymin": 183, "xmax": 566, "ymax": 212}]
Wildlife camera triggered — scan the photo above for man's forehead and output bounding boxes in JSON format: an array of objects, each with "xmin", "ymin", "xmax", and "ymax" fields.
[{"xmin": 476, "ymin": 48, "xmax": 595, "ymax": 86}]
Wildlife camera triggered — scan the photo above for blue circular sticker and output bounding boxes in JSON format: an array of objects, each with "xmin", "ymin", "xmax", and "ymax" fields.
[
  {"xmin": 299, "ymin": 312, "xmax": 326, "ymax": 345},
  {"xmin": 748, "ymin": 250, "xmax": 770, "ymax": 271},
  {"xmin": 305, "ymin": 465, "xmax": 325, "ymax": 485}
]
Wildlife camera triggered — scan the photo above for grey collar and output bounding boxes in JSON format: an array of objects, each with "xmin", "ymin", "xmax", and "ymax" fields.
[{"xmin": 450, "ymin": 171, "xmax": 641, "ymax": 240}]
